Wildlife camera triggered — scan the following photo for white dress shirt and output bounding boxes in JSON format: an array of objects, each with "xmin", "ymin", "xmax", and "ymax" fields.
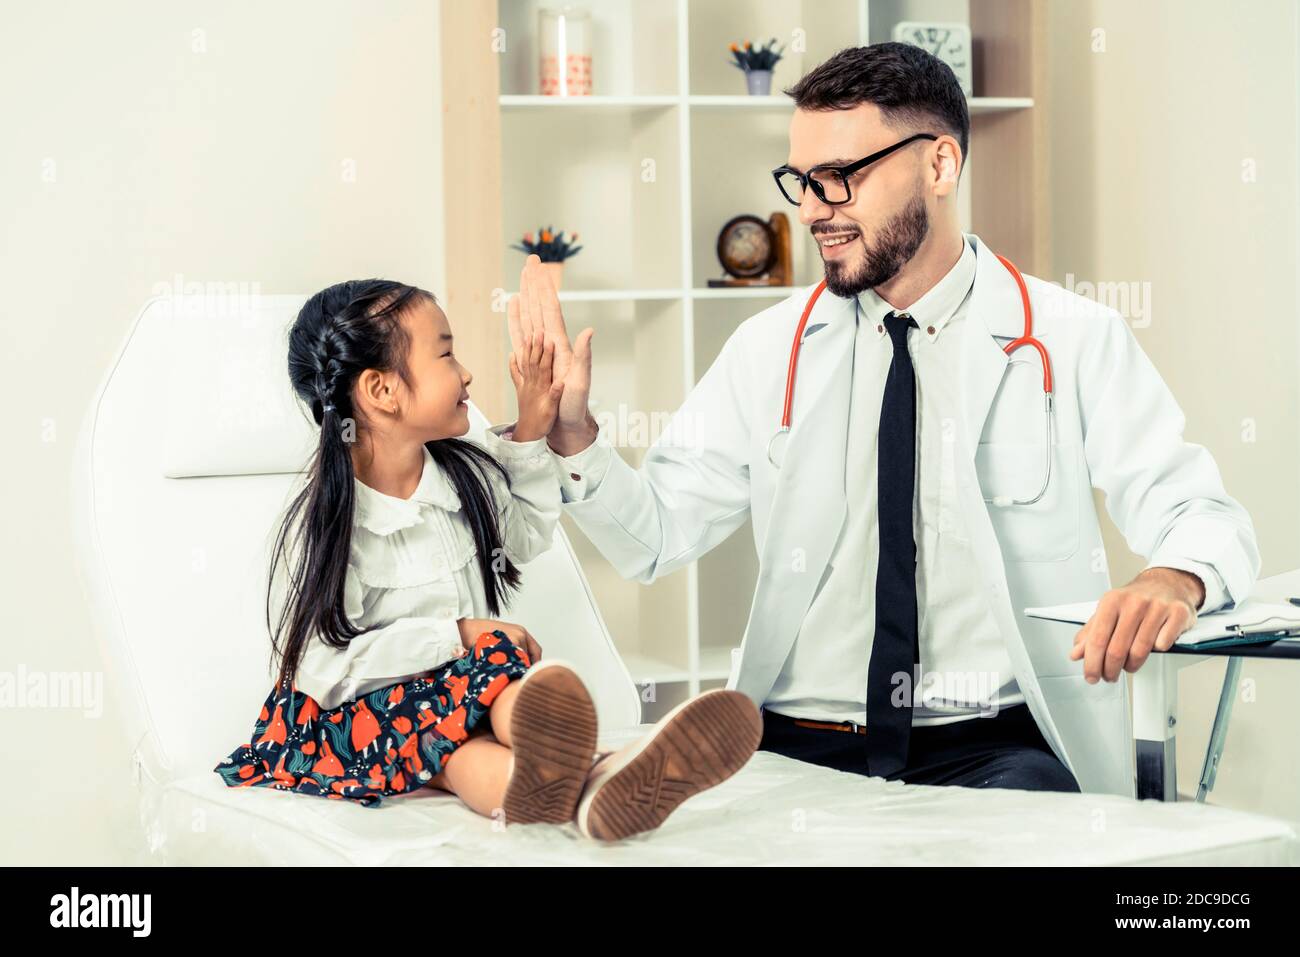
[
  {"xmin": 766, "ymin": 237, "xmax": 1021, "ymax": 725},
  {"xmin": 550, "ymin": 238, "xmax": 1227, "ymax": 726},
  {"xmin": 273, "ymin": 425, "xmax": 560, "ymax": 711}
]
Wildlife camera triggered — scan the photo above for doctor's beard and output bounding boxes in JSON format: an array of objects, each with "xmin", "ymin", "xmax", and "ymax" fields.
[{"xmin": 821, "ymin": 189, "xmax": 930, "ymax": 299}]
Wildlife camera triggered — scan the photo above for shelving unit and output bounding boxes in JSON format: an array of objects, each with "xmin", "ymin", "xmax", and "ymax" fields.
[{"xmin": 480, "ymin": 0, "xmax": 1049, "ymax": 721}]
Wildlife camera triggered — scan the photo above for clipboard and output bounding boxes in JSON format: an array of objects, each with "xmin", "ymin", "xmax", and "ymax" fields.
[{"xmin": 1023, "ymin": 598, "xmax": 1300, "ymax": 649}]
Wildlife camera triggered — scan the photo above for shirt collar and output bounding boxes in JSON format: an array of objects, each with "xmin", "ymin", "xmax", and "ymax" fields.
[
  {"xmin": 857, "ymin": 234, "xmax": 977, "ymax": 342},
  {"xmin": 353, "ymin": 444, "xmax": 460, "ymax": 536}
]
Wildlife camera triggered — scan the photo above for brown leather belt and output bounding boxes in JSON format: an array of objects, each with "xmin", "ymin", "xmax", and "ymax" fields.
[
  {"xmin": 766, "ymin": 708, "xmax": 868, "ymax": 735},
  {"xmin": 794, "ymin": 718, "xmax": 868, "ymax": 735}
]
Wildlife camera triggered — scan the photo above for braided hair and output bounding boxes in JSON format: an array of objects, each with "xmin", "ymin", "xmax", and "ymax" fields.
[{"xmin": 268, "ymin": 279, "xmax": 523, "ymax": 696}]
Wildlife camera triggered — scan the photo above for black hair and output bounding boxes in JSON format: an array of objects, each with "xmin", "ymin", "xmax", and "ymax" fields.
[
  {"xmin": 268, "ymin": 279, "xmax": 522, "ymax": 696},
  {"xmin": 784, "ymin": 42, "xmax": 969, "ymax": 168}
]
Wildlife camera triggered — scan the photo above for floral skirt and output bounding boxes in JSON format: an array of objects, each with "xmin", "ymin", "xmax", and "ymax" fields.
[{"xmin": 214, "ymin": 630, "xmax": 532, "ymax": 807}]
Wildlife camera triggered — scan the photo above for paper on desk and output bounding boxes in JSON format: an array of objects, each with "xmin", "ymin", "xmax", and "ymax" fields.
[{"xmin": 1023, "ymin": 598, "xmax": 1300, "ymax": 646}]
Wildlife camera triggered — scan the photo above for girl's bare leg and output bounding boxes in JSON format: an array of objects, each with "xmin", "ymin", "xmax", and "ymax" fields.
[
  {"xmin": 425, "ymin": 676, "xmax": 528, "ymax": 813},
  {"xmin": 427, "ymin": 732, "xmax": 513, "ymax": 818},
  {"xmin": 425, "ymin": 725, "xmax": 492, "ymax": 791}
]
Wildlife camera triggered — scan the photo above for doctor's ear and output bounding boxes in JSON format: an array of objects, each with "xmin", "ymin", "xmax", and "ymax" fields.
[{"xmin": 930, "ymin": 135, "xmax": 963, "ymax": 196}]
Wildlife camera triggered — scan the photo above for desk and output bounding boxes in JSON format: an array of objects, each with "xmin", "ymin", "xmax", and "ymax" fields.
[{"xmin": 1132, "ymin": 568, "xmax": 1300, "ymax": 802}]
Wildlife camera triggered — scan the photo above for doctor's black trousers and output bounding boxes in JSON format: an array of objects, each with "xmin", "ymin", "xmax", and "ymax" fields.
[{"xmin": 757, "ymin": 702, "xmax": 1082, "ymax": 792}]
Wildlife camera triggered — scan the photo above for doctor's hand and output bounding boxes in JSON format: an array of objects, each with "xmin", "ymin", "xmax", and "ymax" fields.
[
  {"xmin": 506, "ymin": 254, "xmax": 596, "ymax": 455},
  {"xmin": 1067, "ymin": 567, "xmax": 1205, "ymax": 682}
]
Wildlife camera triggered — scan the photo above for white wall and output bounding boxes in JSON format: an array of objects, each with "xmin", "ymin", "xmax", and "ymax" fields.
[
  {"xmin": 1045, "ymin": 0, "xmax": 1300, "ymax": 817},
  {"xmin": 0, "ymin": 0, "xmax": 447, "ymax": 864}
]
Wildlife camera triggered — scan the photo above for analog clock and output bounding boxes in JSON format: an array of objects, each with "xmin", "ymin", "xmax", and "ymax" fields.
[{"xmin": 891, "ymin": 21, "xmax": 973, "ymax": 96}]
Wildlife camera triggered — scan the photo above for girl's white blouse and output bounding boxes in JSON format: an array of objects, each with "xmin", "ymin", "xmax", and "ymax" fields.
[{"xmin": 274, "ymin": 425, "xmax": 561, "ymax": 710}]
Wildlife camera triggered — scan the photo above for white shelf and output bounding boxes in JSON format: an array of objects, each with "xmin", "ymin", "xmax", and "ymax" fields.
[
  {"xmin": 501, "ymin": 288, "xmax": 684, "ymax": 302},
  {"xmin": 697, "ymin": 645, "xmax": 735, "ymax": 681},
  {"xmin": 692, "ymin": 285, "xmax": 800, "ymax": 299},
  {"xmin": 619, "ymin": 650, "xmax": 694, "ymax": 686},
  {"xmin": 553, "ymin": 289, "xmax": 680, "ymax": 302},
  {"xmin": 501, "ymin": 94, "xmax": 1035, "ymax": 114},
  {"xmin": 499, "ymin": 94, "xmax": 679, "ymax": 110},
  {"xmin": 687, "ymin": 94, "xmax": 791, "ymax": 108},
  {"xmin": 502, "ymin": 286, "xmax": 804, "ymax": 302},
  {"xmin": 969, "ymin": 96, "xmax": 1035, "ymax": 114}
]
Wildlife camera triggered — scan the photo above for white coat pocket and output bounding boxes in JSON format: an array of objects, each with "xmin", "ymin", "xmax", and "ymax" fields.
[{"xmin": 974, "ymin": 441, "xmax": 1080, "ymax": 562}]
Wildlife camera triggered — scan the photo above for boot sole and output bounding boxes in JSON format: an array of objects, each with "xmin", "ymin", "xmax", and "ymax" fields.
[
  {"xmin": 576, "ymin": 689, "xmax": 761, "ymax": 842},
  {"xmin": 501, "ymin": 660, "xmax": 599, "ymax": 826}
]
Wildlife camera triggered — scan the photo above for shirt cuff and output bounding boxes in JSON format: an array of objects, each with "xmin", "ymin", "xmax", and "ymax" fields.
[
  {"xmin": 1145, "ymin": 559, "xmax": 1230, "ymax": 613},
  {"xmin": 482, "ymin": 422, "xmax": 553, "ymax": 469},
  {"xmin": 548, "ymin": 422, "xmax": 613, "ymax": 503}
]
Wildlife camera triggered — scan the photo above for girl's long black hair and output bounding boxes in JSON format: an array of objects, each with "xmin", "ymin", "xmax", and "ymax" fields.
[{"xmin": 269, "ymin": 279, "xmax": 522, "ymax": 696}]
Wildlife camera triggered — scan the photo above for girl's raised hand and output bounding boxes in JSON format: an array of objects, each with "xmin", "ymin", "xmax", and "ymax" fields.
[
  {"xmin": 508, "ymin": 324, "xmax": 564, "ymax": 442},
  {"xmin": 507, "ymin": 255, "xmax": 594, "ymax": 436}
]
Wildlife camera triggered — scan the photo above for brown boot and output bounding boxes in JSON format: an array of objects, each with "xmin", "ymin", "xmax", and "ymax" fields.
[
  {"xmin": 501, "ymin": 661, "xmax": 599, "ymax": 826},
  {"xmin": 575, "ymin": 689, "xmax": 761, "ymax": 842}
]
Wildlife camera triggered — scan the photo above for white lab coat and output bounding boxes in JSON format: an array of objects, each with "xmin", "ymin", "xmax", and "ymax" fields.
[{"xmin": 560, "ymin": 232, "xmax": 1259, "ymax": 796}]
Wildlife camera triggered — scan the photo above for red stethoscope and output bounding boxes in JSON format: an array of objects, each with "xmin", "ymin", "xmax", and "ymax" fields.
[{"xmin": 767, "ymin": 252, "xmax": 1055, "ymax": 507}]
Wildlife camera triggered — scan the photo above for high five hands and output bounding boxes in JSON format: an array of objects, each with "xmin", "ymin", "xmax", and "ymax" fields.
[{"xmin": 506, "ymin": 254, "xmax": 597, "ymax": 453}]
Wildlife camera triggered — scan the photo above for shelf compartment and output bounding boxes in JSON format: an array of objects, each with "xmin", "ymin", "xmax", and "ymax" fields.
[
  {"xmin": 501, "ymin": 106, "xmax": 683, "ymax": 291},
  {"xmin": 497, "ymin": 0, "xmax": 680, "ymax": 97},
  {"xmin": 689, "ymin": 106, "xmax": 824, "ymax": 289},
  {"xmin": 687, "ymin": 0, "xmax": 865, "ymax": 98}
]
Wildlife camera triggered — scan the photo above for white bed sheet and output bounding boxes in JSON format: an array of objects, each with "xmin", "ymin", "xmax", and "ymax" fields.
[{"xmin": 146, "ymin": 726, "xmax": 1298, "ymax": 866}]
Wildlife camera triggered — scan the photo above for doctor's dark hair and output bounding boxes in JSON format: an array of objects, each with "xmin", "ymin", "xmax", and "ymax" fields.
[
  {"xmin": 267, "ymin": 278, "xmax": 523, "ymax": 696},
  {"xmin": 784, "ymin": 42, "xmax": 969, "ymax": 168}
]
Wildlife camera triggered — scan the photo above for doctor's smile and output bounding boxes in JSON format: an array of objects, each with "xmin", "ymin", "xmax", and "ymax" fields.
[{"xmin": 813, "ymin": 226, "xmax": 860, "ymax": 255}]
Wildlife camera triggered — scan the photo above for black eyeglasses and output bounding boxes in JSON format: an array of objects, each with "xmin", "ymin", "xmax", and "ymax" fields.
[{"xmin": 772, "ymin": 133, "xmax": 939, "ymax": 207}]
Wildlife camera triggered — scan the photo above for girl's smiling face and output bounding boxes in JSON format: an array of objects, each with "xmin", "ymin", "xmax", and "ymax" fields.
[{"xmin": 380, "ymin": 297, "xmax": 473, "ymax": 441}]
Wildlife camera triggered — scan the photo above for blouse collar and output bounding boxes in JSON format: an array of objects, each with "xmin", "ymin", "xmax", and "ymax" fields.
[{"xmin": 353, "ymin": 445, "xmax": 460, "ymax": 536}]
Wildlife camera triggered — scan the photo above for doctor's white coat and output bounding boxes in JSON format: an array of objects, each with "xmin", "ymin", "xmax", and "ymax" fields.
[{"xmin": 558, "ymin": 232, "xmax": 1259, "ymax": 797}]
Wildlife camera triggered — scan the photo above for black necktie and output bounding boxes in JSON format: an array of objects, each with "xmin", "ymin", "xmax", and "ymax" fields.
[{"xmin": 867, "ymin": 311, "xmax": 919, "ymax": 777}]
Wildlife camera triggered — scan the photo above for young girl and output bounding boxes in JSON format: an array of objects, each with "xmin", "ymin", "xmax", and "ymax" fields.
[{"xmin": 214, "ymin": 270, "xmax": 761, "ymax": 841}]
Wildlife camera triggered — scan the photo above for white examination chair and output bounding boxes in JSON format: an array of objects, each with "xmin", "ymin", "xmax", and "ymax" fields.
[{"xmin": 71, "ymin": 294, "xmax": 1300, "ymax": 866}]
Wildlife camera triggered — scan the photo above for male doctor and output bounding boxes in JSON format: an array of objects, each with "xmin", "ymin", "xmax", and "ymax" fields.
[{"xmin": 510, "ymin": 43, "xmax": 1259, "ymax": 796}]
